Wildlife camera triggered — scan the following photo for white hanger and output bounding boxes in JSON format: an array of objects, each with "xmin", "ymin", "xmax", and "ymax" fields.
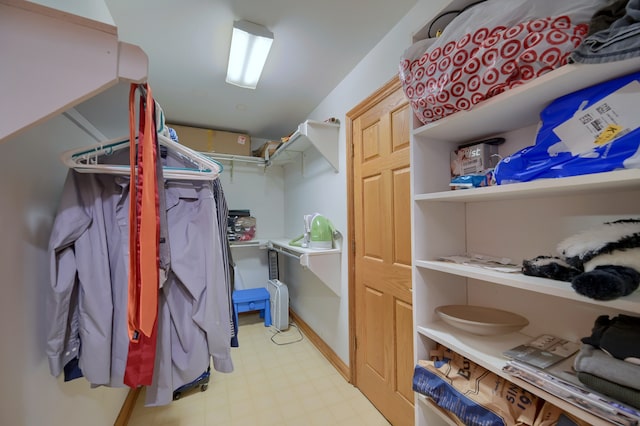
[
  {"xmin": 60, "ymin": 132, "xmax": 223, "ymax": 181},
  {"xmin": 61, "ymin": 96, "xmax": 222, "ymax": 180}
]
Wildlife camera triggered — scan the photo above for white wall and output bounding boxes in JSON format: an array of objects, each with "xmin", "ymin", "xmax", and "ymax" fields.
[
  {"xmin": 216, "ymin": 160, "xmax": 285, "ymax": 289},
  {"xmin": 0, "ymin": 115, "xmax": 128, "ymax": 426},
  {"xmin": 282, "ymin": 0, "xmax": 449, "ymax": 365}
]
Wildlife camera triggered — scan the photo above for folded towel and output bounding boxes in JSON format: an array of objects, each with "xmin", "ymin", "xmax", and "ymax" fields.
[
  {"xmin": 577, "ymin": 371, "xmax": 640, "ymax": 410},
  {"xmin": 574, "ymin": 344, "xmax": 640, "ymax": 391}
]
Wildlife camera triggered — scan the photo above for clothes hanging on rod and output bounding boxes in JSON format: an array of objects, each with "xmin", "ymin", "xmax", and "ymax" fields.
[
  {"xmin": 211, "ymin": 178, "xmax": 237, "ymax": 347},
  {"xmin": 45, "ymin": 83, "xmax": 234, "ymax": 406},
  {"xmin": 60, "ymin": 84, "xmax": 222, "ymax": 181},
  {"xmin": 59, "ymin": 132, "xmax": 223, "ymax": 182},
  {"xmin": 163, "ymin": 123, "xmax": 238, "ymax": 349},
  {"xmin": 60, "ymin": 134, "xmax": 222, "ymax": 180}
]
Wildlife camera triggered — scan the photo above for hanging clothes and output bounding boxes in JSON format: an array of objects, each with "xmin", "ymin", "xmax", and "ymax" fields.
[
  {"xmin": 45, "ymin": 83, "xmax": 233, "ymax": 405},
  {"xmin": 165, "ymin": 126, "xmax": 238, "ymax": 349},
  {"xmin": 212, "ymin": 178, "xmax": 238, "ymax": 347},
  {"xmin": 46, "ymin": 170, "xmax": 121, "ymax": 386}
]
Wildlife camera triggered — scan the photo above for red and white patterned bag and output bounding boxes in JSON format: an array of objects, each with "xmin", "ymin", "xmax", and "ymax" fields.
[{"xmin": 399, "ymin": 0, "xmax": 606, "ymax": 125}]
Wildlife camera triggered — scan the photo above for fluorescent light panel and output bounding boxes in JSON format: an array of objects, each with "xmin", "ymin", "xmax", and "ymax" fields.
[{"xmin": 226, "ymin": 20, "xmax": 273, "ymax": 89}]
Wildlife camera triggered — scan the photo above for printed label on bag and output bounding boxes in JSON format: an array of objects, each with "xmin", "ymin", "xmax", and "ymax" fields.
[
  {"xmin": 552, "ymin": 80, "xmax": 640, "ymax": 156},
  {"xmin": 594, "ymin": 124, "xmax": 623, "ymax": 146}
]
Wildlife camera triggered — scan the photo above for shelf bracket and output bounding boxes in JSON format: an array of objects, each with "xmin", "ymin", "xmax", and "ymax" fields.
[{"xmin": 266, "ymin": 120, "xmax": 340, "ymax": 172}]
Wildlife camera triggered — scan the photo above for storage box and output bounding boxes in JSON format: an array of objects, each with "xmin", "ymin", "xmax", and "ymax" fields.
[
  {"xmin": 252, "ymin": 141, "xmax": 282, "ymax": 158},
  {"xmin": 450, "ymin": 142, "xmax": 500, "ymax": 178},
  {"xmin": 167, "ymin": 123, "xmax": 251, "ymax": 156},
  {"xmin": 227, "ymin": 210, "xmax": 256, "ymax": 242}
]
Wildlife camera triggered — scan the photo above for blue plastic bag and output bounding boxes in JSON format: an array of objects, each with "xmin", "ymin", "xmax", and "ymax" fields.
[{"xmin": 494, "ymin": 71, "xmax": 640, "ymax": 184}]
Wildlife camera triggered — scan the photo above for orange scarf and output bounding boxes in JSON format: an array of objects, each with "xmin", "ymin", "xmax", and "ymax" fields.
[
  {"xmin": 124, "ymin": 83, "xmax": 160, "ymax": 387},
  {"xmin": 127, "ymin": 83, "xmax": 159, "ymax": 340}
]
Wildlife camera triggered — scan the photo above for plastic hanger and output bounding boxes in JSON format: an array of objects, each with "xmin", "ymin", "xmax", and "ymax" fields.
[
  {"xmin": 60, "ymin": 102, "xmax": 223, "ymax": 181},
  {"xmin": 61, "ymin": 133, "xmax": 222, "ymax": 181}
]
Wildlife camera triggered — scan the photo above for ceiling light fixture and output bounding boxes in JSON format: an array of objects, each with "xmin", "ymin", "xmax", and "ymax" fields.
[{"xmin": 226, "ymin": 20, "xmax": 274, "ymax": 90}]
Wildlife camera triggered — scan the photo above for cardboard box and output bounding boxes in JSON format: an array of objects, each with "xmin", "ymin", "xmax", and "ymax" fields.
[
  {"xmin": 167, "ymin": 123, "xmax": 251, "ymax": 156},
  {"xmin": 252, "ymin": 141, "xmax": 282, "ymax": 158}
]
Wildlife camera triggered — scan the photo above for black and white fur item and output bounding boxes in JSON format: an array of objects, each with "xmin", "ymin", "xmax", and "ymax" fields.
[
  {"xmin": 523, "ymin": 219, "xmax": 640, "ymax": 301},
  {"xmin": 522, "ymin": 255, "xmax": 582, "ymax": 282}
]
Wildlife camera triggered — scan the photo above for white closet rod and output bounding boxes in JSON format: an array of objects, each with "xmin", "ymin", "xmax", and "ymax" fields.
[{"xmin": 268, "ymin": 245, "xmax": 300, "ymax": 261}]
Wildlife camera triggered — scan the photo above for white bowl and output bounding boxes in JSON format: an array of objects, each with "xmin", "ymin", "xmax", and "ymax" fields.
[{"xmin": 435, "ymin": 305, "xmax": 529, "ymax": 336}]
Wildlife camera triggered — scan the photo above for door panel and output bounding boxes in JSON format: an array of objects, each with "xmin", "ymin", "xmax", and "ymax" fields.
[
  {"xmin": 351, "ymin": 80, "xmax": 413, "ymax": 426},
  {"xmin": 392, "ymin": 105, "xmax": 411, "ymax": 152},
  {"xmin": 363, "ymin": 123, "xmax": 381, "ymax": 160},
  {"xmin": 393, "ymin": 167, "xmax": 412, "ymax": 266},
  {"xmin": 363, "ymin": 175, "xmax": 384, "ymax": 259},
  {"xmin": 395, "ymin": 299, "xmax": 415, "ymax": 403},
  {"xmin": 364, "ymin": 286, "xmax": 386, "ymax": 378}
]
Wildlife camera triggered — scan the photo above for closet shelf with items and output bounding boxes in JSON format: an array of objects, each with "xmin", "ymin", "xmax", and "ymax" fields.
[
  {"xmin": 415, "ymin": 168, "xmax": 640, "ymax": 202},
  {"xmin": 203, "ymin": 152, "xmax": 266, "ymax": 166},
  {"xmin": 0, "ymin": 0, "xmax": 148, "ymax": 143},
  {"xmin": 268, "ymin": 239, "xmax": 341, "ymax": 295},
  {"xmin": 416, "ymin": 395, "xmax": 460, "ymax": 426},
  {"xmin": 224, "ymin": 237, "xmax": 342, "ymax": 295},
  {"xmin": 412, "ymin": 58, "xmax": 640, "ymax": 144},
  {"xmin": 203, "ymin": 119, "xmax": 340, "ymax": 174},
  {"xmin": 416, "ymin": 323, "xmax": 614, "ymax": 426},
  {"xmin": 229, "ymin": 239, "xmax": 268, "ymax": 248},
  {"xmin": 408, "ymin": 1, "xmax": 640, "ymax": 425},
  {"xmin": 267, "ymin": 119, "xmax": 340, "ymax": 171}
]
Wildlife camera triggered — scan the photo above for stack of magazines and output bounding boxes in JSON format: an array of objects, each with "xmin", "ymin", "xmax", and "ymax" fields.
[{"xmin": 502, "ymin": 336, "xmax": 640, "ymax": 426}]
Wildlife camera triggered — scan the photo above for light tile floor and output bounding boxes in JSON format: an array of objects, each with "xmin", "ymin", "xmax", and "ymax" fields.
[{"xmin": 127, "ymin": 313, "xmax": 391, "ymax": 426}]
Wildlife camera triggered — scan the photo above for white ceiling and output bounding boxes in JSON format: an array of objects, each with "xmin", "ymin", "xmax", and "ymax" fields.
[{"xmin": 81, "ymin": 0, "xmax": 417, "ymax": 141}]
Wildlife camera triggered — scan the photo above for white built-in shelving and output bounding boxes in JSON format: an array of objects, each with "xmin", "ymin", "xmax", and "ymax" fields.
[{"xmin": 409, "ymin": 4, "xmax": 640, "ymax": 425}]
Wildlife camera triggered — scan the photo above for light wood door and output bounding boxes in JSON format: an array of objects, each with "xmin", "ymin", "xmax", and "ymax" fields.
[{"xmin": 349, "ymin": 78, "xmax": 413, "ymax": 426}]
